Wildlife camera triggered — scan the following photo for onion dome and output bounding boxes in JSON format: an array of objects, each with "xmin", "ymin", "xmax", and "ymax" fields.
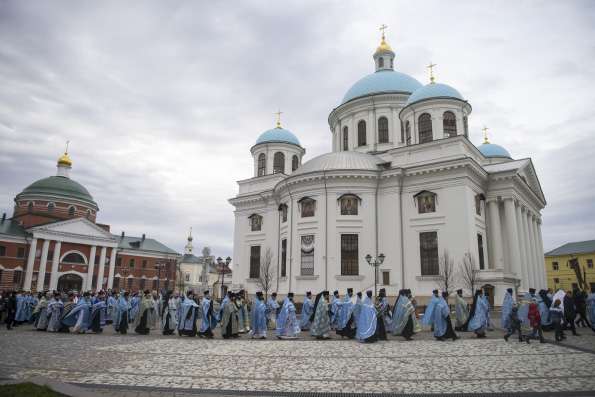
[
  {"xmin": 406, "ymin": 82, "xmax": 464, "ymax": 106},
  {"xmin": 293, "ymin": 151, "xmax": 379, "ymax": 175},
  {"xmin": 57, "ymin": 152, "xmax": 72, "ymax": 167},
  {"xmin": 255, "ymin": 117, "xmax": 301, "ymax": 147},
  {"xmin": 477, "ymin": 128, "xmax": 511, "ymax": 159}
]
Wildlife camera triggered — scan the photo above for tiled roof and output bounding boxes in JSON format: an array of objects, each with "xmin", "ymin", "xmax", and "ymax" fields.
[
  {"xmin": 545, "ymin": 240, "xmax": 595, "ymax": 256},
  {"xmin": 114, "ymin": 235, "xmax": 179, "ymax": 255}
]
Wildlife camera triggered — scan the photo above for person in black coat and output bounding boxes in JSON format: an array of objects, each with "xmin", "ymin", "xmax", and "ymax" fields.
[
  {"xmin": 563, "ymin": 291, "xmax": 579, "ymax": 336},
  {"xmin": 573, "ymin": 289, "xmax": 591, "ymax": 328},
  {"xmin": 4, "ymin": 291, "xmax": 17, "ymax": 330}
]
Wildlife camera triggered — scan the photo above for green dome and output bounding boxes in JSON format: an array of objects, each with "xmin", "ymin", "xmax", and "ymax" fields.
[{"xmin": 18, "ymin": 176, "xmax": 97, "ymax": 208}]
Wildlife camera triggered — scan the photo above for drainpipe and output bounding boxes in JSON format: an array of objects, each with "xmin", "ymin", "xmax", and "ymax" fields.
[
  {"xmin": 276, "ymin": 198, "xmax": 281, "ymax": 293},
  {"xmin": 399, "ymin": 173, "xmax": 405, "ymax": 288},
  {"xmin": 323, "ymin": 170, "xmax": 329, "ymax": 290},
  {"xmin": 285, "ymin": 181, "xmax": 294, "ymax": 293}
]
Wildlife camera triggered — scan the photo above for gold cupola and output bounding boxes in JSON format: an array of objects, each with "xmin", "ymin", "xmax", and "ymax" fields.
[{"xmin": 373, "ymin": 25, "xmax": 395, "ymax": 72}]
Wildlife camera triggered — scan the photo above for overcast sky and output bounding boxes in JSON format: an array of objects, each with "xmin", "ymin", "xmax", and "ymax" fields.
[{"xmin": 1, "ymin": 1, "xmax": 594, "ymax": 257}]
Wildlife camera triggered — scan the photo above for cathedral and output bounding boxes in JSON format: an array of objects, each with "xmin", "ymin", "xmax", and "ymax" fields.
[{"xmin": 229, "ymin": 31, "xmax": 547, "ymax": 304}]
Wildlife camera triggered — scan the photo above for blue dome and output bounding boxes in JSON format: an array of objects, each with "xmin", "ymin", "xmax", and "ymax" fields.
[
  {"xmin": 342, "ymin": 70, "xmax": 422, "ymax": 104},
  {"xmin": 255, "ymin": 127, "xmax": 301, "ymax": 146},
  {"xmin": 478, "ymin": 142, "xmax": 512, "ymax": 158},
  {"xmin": 406, "ymin": 83, "xmax": 464, "ymax": 106}
]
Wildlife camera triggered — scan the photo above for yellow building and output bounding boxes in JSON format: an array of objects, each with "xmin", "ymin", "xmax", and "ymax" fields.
[{"xmin": 545, "ymin": 240, "xmax": 595, "ymax": 292}]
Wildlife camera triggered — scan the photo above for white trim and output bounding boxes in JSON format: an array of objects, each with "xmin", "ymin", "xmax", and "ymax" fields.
[
  {"xmin": 60, "ymin": 250, "xmax": 88, "ymax": 265},
  {"xmin": 0, "ymin": 235, "xmax": 28, "ymax": 244}
]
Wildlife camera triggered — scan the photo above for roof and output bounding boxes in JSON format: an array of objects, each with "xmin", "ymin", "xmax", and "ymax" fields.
[
  {"xmin": 483, "ymin": 158, "xmax": 528, "ymax": 173},
  {"xmin": 545, "ymin": 240, "xmax": 595, "ymax": 256},
  {"xmin": 405, "ymin": 82, "xmax": 464, "ymax": 106},
  {"xmin": 0, "ymin": 219, "xmax": 26, "ymax": 238},
  {"xmin": 179, "ymin": 253, "xmax": 201, "ymax": 264},
  {"xmin": 17, "ymin": 176, "xmax": 97, "ymax": 208},
  {"xmin": 115, "ymin": 235, "xmax": 179, "ymax": 255},
  {"xmin": 478, "ymin": 142, "xmax": 512, "ymax": 159},
  {"xmin": 255, "ymin": 127, "xmax": 301, "ymax": 146},
  {"xmin": 292, "ymin": 151, "xmax": 380, "ymax": 176},
  {"xmin": 342, "ymin": 70, "xmax": 422, "ymax": 104}
]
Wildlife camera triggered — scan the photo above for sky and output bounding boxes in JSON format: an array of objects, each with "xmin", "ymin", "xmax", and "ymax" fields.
[{"xmin": 1, "ymin": 1, "xmax": 594, "ymax": 257}]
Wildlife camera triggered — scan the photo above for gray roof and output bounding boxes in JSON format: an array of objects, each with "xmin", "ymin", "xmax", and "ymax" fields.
[
  {"xmin": 293, "ymin": 151, "xmax": 380, "ymax": 176},
  {"xmin": 0, "ymin": 219, "xmax": 26, "ymax": 238},
  {"xmin": 114, "ymin": 235, "xmax": 179, "ymax": 255},
  {"xmin": 180, "ymin": 253, "xmax": 201, "ymax": 264},
  {"xmin": 545, "ymin": 240, "xmax": 595, "ymax": 256}
]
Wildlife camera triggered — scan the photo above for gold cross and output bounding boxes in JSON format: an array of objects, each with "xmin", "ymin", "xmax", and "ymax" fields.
[
  {"xmin": 65, "ymin": 140, "xmax": 70, "ymax": 154},
  {"xmin": 274, "ymin": 109, "xmax": 283, "ymax": 128},
  {"xmin": 427, "ymin": 62, "xmax": 437, "ymax": 83},
  {"xmin": 379, "ymin": 24, "xmax": 388, "ymax": 39},
  {"xmin": 482, "ymin": 126, "xmax": 489, "ymax": 144}
]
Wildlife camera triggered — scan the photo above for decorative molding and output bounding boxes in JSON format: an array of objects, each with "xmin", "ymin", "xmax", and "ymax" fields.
[
  {"xmin": 295, "ymin": 275, "xmax": 319, "ymax": 280},
  {"xmin": 334, "ymin": 275, "xmax": 364, "ymax": 281}
]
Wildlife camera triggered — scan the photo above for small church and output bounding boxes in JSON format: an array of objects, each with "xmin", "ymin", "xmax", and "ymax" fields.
[{"xmin": 229, "ymin": 28, "xmax": 547, "ymax": 304}]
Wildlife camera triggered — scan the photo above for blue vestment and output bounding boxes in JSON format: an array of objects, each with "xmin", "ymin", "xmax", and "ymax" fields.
[
  {"xmin": 422, "ymin": 295, "xmax": 440, "ymax": 327},
  {"xmin": 178, "ymin": 297, "xmax": 199, "ymax": 332},
  {"xmin": 129, "ymin": 296, "xmax": 140, "ymax": 322},
  {"xmin": 276, "ymin": 298, "xmax": 300, "ymax": 337},
  {"xmin": 432, "ymin": 297, "xmax": 449, "ymax": 337},
  {"xmin": 352, "ymin": 296, "xmax": 362, "ymax": 328},
  {"xmin": 47, "ymin": 298, "xmax": 64, "ymax": 332},
  {"xmin": 468, "ymin": 295, "xmax": 489, "ymax": 333},
  {"xmin": 355, "ymin": 296, "xmax": 377, "ymax": 342},
  {"xmin": 62, "ymin": 298, "xmax": 92, "ymax": 332},
  {"xmin": 15, "ymin": 294, "xmax": 26, "ymax": 322},
  {"xmin": 113, "ymin": 295, "xmax": 131, "ymax": 332},
  {"xmin": 199, "ymin": 297, "xmax": 216, "ymax": 333},
  {"xmin": 250, "ymin": 299, "xmax": 267, "ymax": 338},
  {"xmin": 501, "ymin": 291, "xmax": 514, "ymax": 329},
  {"xmin": 336, "ymin": 295, "xmax": 354, "ymax": 330},
  {"xmin": 587, "ymin": 293, "xmax": 595, "ymax": 331},
  {"xmin": 300, "ymin": 297, "xmax": 313, "ymax": 330}
]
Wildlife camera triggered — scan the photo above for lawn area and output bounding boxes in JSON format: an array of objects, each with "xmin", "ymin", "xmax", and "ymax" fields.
[{"xmin": 0, "ymin": 383, "xmax": 67, "ymax": 397}]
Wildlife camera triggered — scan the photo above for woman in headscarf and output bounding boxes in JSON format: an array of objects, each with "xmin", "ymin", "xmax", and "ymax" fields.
[
  {"xmin": 467, "ymin": 289, "xmax": 488, "ymax": 338},
  {"xmin": 310, "ymin": 291, "xmax": 331, "ymax": 339}
]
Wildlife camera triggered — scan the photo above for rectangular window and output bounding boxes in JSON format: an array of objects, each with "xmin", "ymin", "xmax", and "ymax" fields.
[
  {"xmin": 13, "ymin": 270, "xmax": 22, "ymax": 286},
  {"xmin": 587, "ymin": 259, "xmax": 593, "ymax": 269},
  {"xmin": 142, "ymin": 260, "xmax": 147, "ymax": 269},
  {"xmin": 300, "ymin": 235, "xmax": 315, "ymax": 276},
  {"xmin": 340, "ymin": 234, "xmax": 359, "ymax": 276},
  {"xmin": 553, "ymin": 277, "xmax": 560, "ymax": 284},
  {"xmin": 17, "ymin": 247, "xmax": 25, "ymax": 258},
  {"xmin": 280, "ymin": 204, "xmax": 288, "ymax": 223},
  {"xmin": 281, "ymin": 239, "xmax": 287, "ymax": 278},
  {"xmin": 249, "ymin": 246, "xmax": 261, "ymax": 279},
  {"xmin": 420, "ymin": 231, "xmax": 439, "ymax": 276},
  {"xmin": 184, "ymin": 273, "xmax": 190, "ymax": 282},
  {"xmin": 552, "ymin": 261, "xmax": 559, "ymax": 271},
  {"xmin": 113, "ymin": 277, "xmax": 120, "ymax": 289},
  {"xmin": 382, "ymin": 271, "xmax": 390, "ymax": 286},
  {"xmin": 129, "ymin": 258, "xmax": 135, "ymax": 268},
  {"xmin": 0, "ymin": 246, "xmax": 6, "ymax": 256},
  {"xmin": 477, "ymin": 234, "xmax": 485, "ymax": 270},
  {"xmin": 300, "ymin": 198, "xmax": 316, "ymax": 218},
  {"xmin": 127, "ymin": 277, "xmax": 133, "ymax": 289}
]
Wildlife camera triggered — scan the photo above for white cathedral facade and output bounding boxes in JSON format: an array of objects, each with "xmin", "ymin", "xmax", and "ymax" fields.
[{"xmin": 229, "ymin": 33, "xmax": 547, "ymax": 304}]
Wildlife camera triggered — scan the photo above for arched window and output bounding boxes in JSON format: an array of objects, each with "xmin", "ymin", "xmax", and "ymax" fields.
[
  {"xmin": 27, "ymin": 202, "xmax": 33, "ymax": 213},
  {"xmin": 68, "ymin": 206, "xmax": 75, "ymax": 216},
  {"xmin": 342, "ymin": 126, "xmax": 348, "ymax": 151},
  {"xmin": 443, "ymin": 111, "xmax": 457, "ymax": 138},
  {"xmin": 357, "ymin": 120, "xmax": 366, "ymax": 146},
  {"xmin": 339, "ymin": 194, "xmax": 360, "ymax": 216},
  {"xmin": 414, "ymin": 190, "xmax": 437, "ymax": 214},
  {"xmin": 378, "ymin": 116, "xmax": 389, "ymax": 143},
  {"xmin": 257, "ymin": 153, "xmax": 266, "ymax": 176},
  {"xmin": 378, "ymin": 57, "xmax": 384, "ymax": 68},
  {"xmin": 299, "ymin": 197, "xmax": 316, "ymax": 218},
  {"xmin": 62, "ymin": 252, "xmax": 86, "ymax": 264},
  {"xmin": 47, "ymin": 202, "xmax": 55, "ymax": 212},
  {"xmin": 405, "ymin": 121, "xmax": 411, "ymax": 145},
  {"xmin": 418, "ymin": 113, "xmax": 433, "ymax": 143},
  {"xmin": 273, "ymin": 152, "xmax": 285, "ymax": 174},
  {"xmin": 292, "ymin": 155, "xmax": 299, "ymax": 171},
  {"xmin": 249, "ymin": 214, "xmax": 263, "ymax": 232}
]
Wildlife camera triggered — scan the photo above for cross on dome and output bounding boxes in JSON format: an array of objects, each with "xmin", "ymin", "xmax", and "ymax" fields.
[
  {"xmin": 482, "ymin": 126, "xmax": 490, "ymax": 144},
  {"xmin": 427, "ymin": 62, "xmax": 437, "ymax": 84},
  {"xmin": 274, "ymin": 109, "xmax": 283, "ymax": 128},
  {"xmin": 57, "ymin": 140, "xmax": 73, "ymax": 168}
]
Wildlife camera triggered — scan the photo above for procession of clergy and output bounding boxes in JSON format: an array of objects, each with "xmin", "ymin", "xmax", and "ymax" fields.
[{"xmin": 4, "ymin": 285, "xmax": 595, "ymax": 343}]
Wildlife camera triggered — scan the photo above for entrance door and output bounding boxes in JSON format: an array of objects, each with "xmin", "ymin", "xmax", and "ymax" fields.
[
  {"xmin": 482, "ymin": 284, "xmax": 495, "ymax": 307},
  {"xmin": 57, "ymin": 274, "xmax": 83, "ymax": 292}
]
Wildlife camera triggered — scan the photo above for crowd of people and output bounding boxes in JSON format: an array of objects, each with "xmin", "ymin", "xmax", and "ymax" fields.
[{"xmin": 0, "ymin": 285, "xmax": 594, "ymax": 344}]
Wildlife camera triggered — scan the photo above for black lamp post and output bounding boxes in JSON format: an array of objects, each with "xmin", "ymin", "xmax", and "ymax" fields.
[
  {"xmin": 216, "ymin": 256, "xmax": 232, "ymax": 300},
  {"xmin": 365, "ymin": 253, "xmax": 385, "ymax": 298}
]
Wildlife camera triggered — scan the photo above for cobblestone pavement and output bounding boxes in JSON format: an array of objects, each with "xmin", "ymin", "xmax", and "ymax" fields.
[{"xmin": 0, "ymin": 325, "xmax": 594, "ymax": 396}]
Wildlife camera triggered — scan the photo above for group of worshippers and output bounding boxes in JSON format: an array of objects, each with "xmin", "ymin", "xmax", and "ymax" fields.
[{"xmin": 500, "ymin": 286, "xmax": 595, "ymax": 343}]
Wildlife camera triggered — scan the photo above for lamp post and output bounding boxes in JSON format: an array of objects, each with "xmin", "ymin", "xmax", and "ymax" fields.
[
  {"xmin": 365, "ymin": 253, "xmax": 385, "ymax": 298},
  {"xmin": 216, "ymin": 256, "xmax": 232, "ymax": 300},
  {"xmin": 155, "ymin": 262, "xmax": 167, "ymax": 292}
]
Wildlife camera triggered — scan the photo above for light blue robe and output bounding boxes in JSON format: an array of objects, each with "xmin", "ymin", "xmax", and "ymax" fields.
[
  {"xmin": 392, "ymin": 295, "xmax": 415, "ymax": 335},
  {"xmin": 422, "ymin": 295, "xmax": 440, "ymax": 327},
  {"xmin": 432, "ymin": 297, "xmax": 449, "ymax": 337},
  {"xmin": 250, "ymin": 299, "xmax": 267, "ymax": 338},
  {"xmin": 352, "ymin": 296, "xmax": 362, "ymax": 328},
  {"xmin": 536, "ymin": 295, "xmax": 551, "ymax": 326},
  {"xmin": 276, "ymin": 298, "xmax": 300, "ymax": 337},
  {"xmin": 62, "ymin": 298, "xmax": 92, "ymax": 332},
  {"xmin": 106, "ymin": 295, "xmax": 117, "ymax": 322},
  {"xmin": 337, "ymin": 295, "xmax": 354, "ymax": 330},
  {"xmin": 468, "ymin": 295, "xmax": 489, "ymax": 333},
  {"xmin": 518, "ymin": 292, "xmax": 532, "ymax": 327},
  {"xmin": 330, "ymin": 295, "xmax": 339, "ymax": 328},
  {"xmin": 219, "ymin": 295, "xmax": 229, "ymax": 322},
  {"xmin": 15, "ymin": 294, "xmax": 26, "ymax": 322},
  {"xmin": 355, "ymin": 296, "xmax": 377, "ymax": 342},
  {"xmin": 178, "ymin": 297, "xmax": 199, "ymax": 332},
  {"xmin": 90, "ymin": 300, "xmax": 107, "ymax": 329},
  {"xmin": 266, "ymin": 297, "xmax": 279, "ymax": 327},
  {"xmin": 47, "ymin": 298, "xmax": 64, "ymax": 332},
  {"xmin": 501, "ymin": 291, "xmax": 514, "ymax": 329},
  {"xmin": 300, "ymin": 297, "xmax": 313, "ymax": 330},
  {"xmin": 130, "ymin": 296, "xmax": 140, "ymax": 322},
  {"xmin": 199, "ymin": 297, "xmax": 216, "ymax": 333},
  {"xmin": 113, "ymin": 295, "xmax": 131, "ymax": 331}
]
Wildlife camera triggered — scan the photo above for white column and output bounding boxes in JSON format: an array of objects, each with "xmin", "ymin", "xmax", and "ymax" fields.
[
  {"xmin": 96, "ymin": 246, "xmax": 107, "ymax": 290},
  {"xmin": 525, "ymin": 211, "xmax": 537, "ymax": 289},
  {"xmin": 107, "ymin": 247, "xmax": 117, "ymax": 289},
  {"xmin": 24, "ymin": 238, "xmax": 38, "ymax": 291},
  {"xmin": 36, "ymin": 240, "xmax": 50, "ymax": 291},
  {"xmin": 520, "ymin": 208, "xmax": 531, "ymax": 292},
  {"xmin": 487, "ymin": 200, "xmax": 504, "ymax": 270},
  {"xmin": 86, "ymin": 246, "xmax": 97, "ymax": 291},
  {"xmin": 530, "ymin": 216, "xmax": 542, "ymax": 289},
  {"xmin": 503, "ymin": 198, "xmax": 521, "ymax": 276},
  {"xmin": 515, "ymin": 205, "xmax": 529, "ymax": 292},
  {"xmin": 536, "ymin": 219, "xmax": 547, "ymax": 288},
  {"xmin": 49, "ymin": 241, "xmax": 62, "ymax": 290}
]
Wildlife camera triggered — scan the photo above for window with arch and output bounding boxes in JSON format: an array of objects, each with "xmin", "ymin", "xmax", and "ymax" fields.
[
  {"xmin": 299, "ymin": 197, "xmax": 316, "ymax": 218},
  {"xmin": 339, "ymin": 194, "xmax": 360, "ymax": 216},
  {"xmin": 47, "ymin": 202, "xmax": 55, "ymax": 212},
  {"xmin": 279, "ymin": 204, "xmax": 288, "ymax": 223},
  {"xmin": 62, "ymin": 252, "xmax": 86, "ymax": 264},
  {"xmin": 292, "ymin": 155, "xmax": 299, "ymax": 171},
  {"xmin": 68, "ymin": 206, "xmax": 75, "ymax": 216},
  {"xmin": 257, "ymin": 153, "xmax": 266, "ymax": 176},
  {"xmin": 249, "ymin": 214, "xmax": 263, "ymax": 232},
  {"xmin": 273, "ymin": 152, "xmax": 285, "ymax": 174},
  {"xmin": 27, "ymin": 202, "xmax": 33, "ymax": 213},
  {"xmin": 378, "ymin": 116, "xmax": 389, "ymax": 143},
  {"xmin": 378, "ymin": 57, "xmax": 384, "ymax": 68},
  {"xmin": 405, "ymin": 121, "xmax": 411, "ymax": 145},
  {"xmin": 414, "ymin": 190, "xmax": 437, "ymax": 214},
  {"xmin": 357, "ymin": 120, "xmax": 366, "ymax": 146},
  {"xmin": 463, "ymin": 116, "xmax": 469, "ymax": 137},
  {"xmin": 475, "ymin": 194, "xmax": 485, "ymax": 216},
  {"xmin": 419, "ymin": 113, "xmax": 433, "ymax": 143},
  {"xmin": 443, "ymin": 111, "xmax": 457, "ymax": 138},
  {"xmin": 342, "ymin": 126, "xmax": 348, "ymax": 151}
]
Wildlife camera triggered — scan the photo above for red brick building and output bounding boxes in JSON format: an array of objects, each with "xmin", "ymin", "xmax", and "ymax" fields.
[{"xmin": 0, "ymin": 151, "xmax": 179, "ymax": 292}]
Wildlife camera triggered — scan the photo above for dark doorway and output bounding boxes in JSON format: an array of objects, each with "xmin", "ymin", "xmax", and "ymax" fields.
[{"xmin": 57, "ymin": 273, "xmax": 83, "ymax": 292}]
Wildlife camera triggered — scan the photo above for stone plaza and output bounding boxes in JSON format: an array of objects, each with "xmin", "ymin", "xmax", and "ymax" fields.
[{"xmin": 1, "ymin": 326, "xmax": 594, "ymax": 396}]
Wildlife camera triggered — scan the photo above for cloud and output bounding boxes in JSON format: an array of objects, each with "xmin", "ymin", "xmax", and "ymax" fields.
[{"xmin": 1, "ymin": 0, "xmax": 594, "ymax": 257}]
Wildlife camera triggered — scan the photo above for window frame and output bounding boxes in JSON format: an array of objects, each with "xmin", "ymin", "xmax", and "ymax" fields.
[
  {"xmin": 278, "ymin": 204, "xmax": 288, "ymax": 223},
  {"xmin": 418, "ymin": 113, "xmax": 433, "ymax": 143},
  {"xmin": 342, "ymin": 126, "xmax": 349, "ymax": 151},
  {"xmin": 442, "ymin": 111, "xmax": 457, "ymax": 138},
  {"xmin": 338, "ymin": 193, "xmax": 360, "ymax": 216},
  {"xmin": 357, "ymin": 120, "xmax": 367, "ymax": 146},
  {"xmin": 257, "ymin": 153, "xmax": 266, "ymax": 176},
  {"xmin": 552, "ymin": 261, "xmax": 559, "ymax": 271},
  {"xmin": 0, "ymin": 246, "xmax": 6, "ymax": 257},
  {"xmin": 299, "ymin": 197, "xmax": 316, "ymax": 218},
  {"xmin": 414, "ymin": 190, "xmax": 437, "ymax": 214},
  {"xmin": 249, "ymin": 245, "xmax": 261, "ymax": 279},
  {"xmin": 292, "ymin": 155, "xmax": 299, "ymax": 171},
  {"xmin": 68, "ymin": 206, "xmax": 76, "ymax": 216},
  {"xmin": 378, "ymin": 116, "xmax": 389, "ymax": 144},
  {"xmin": 340, "ymin": 234, "xmax": 359, "ymax": 276},
  {"xmin": 477, "ymin": 234, "xmax": 485, "ymax": 270},
  {"xmin": 62, "ymin": 252, "xmax": 86, "ymax": 264},
  {"xmin": 420, "ymin": 231, "xmax": 439, "ymax": 276},
  {"xmin": 248, "ymin": 213, "xmax": 263, "ymax": 232},
  {"xmin": 281, "ymin": 239, "xmax": 287, "ymax": 278},
  {"xmin": 300, "ymin": 235, "xmax": 315, "ymax": 276}
]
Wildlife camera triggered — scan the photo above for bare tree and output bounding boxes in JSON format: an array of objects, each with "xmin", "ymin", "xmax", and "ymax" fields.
[
  {"xmin": 435, "ymin": 250, "xmax": 456, "ymax": 293},
  {"xmin": 256, "ymin": 248, "xmax": 276, "ymax": 300},
  {"xmin": 200, "ymin": 246, "xmax": 211, "ymax": 292},
  {"xmin": 458, "ymin": 252, "xmax": 479, "ymax": 296}
]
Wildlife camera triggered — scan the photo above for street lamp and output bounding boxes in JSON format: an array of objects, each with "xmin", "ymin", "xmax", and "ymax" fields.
[
  {"xmin": 216, "ymin": 256, "xmax": 232, "ymax": 300},
  {"xmin": 155, "ymin": 262, "xmax": 167, "ymax": 292},
  {"xmin": 365, "ymin": 253, "xmax": 385, "ymax": 298}
]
